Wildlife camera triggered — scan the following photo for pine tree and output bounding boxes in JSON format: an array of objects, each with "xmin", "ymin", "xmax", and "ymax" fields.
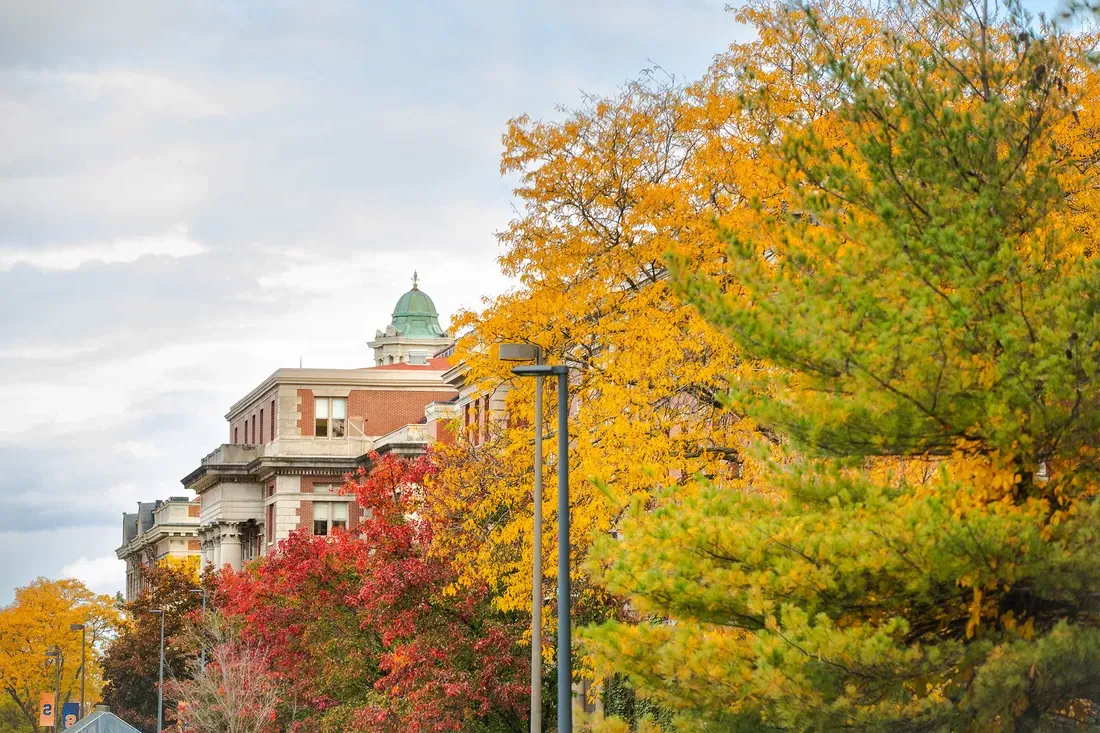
[{"xmin": 584, "ymin": 0, "xmax": 1100, "ymax": 729}]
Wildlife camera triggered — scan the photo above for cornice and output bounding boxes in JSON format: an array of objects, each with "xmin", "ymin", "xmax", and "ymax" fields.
[
  {"xmin": 226, "ymin": 367, "xmax": 455, "ymax": 421},
  {"xmin": 251, "ymin": 456, "xmax": 359, "ymax": 482},
  {"xmin": 184, "ymin": 454, "xmax": 363, "ymax": 490},
  {"xmin": 182, "ymin": 462, "xmax": 254, "ymax": 493},
  {"xmin": 117, "ymin": 522, "xmax": 199, "ymax": 557},
  {"xmin": 441, "ymin": 361, "xmax": 469, "ymax": 388}
]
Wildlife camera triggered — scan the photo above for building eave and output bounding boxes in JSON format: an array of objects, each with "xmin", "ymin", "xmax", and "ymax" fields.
[
  {"xmin": 182, "ymin": 462, "xmax": 254, "ymax": 494},
  {"xmin": 441, "ymin": 361, "xmax": 469, "ymax": 388},
  {"xmin": 250, "ymin": 455, "xmax": 360, "ymax": 482},
  {"xmin": 225, "ymin": 367, "xmax": 456, "ymax": 421}
]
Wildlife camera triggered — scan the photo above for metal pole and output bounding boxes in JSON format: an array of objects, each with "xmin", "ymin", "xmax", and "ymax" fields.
[
  {"xmin": 80, "ymin": 627, "xmax": 86, "ymax": 720},
  {"xmin": 158, "ymin": 611, "xmax": 165, "ymax": 733},
  {"xmin": 189, "ymin": 588, "xmax": 208, "ymax": 671},
  {"xmin": 556, "ymin": 371, "xmax": 571, "ymax": 733},
  {"xmin": 54, "ymin": 650, "xmax": 61, "ymax": 733},
  {"xmin": 531, "ymin": 358, "xmax": 543, "ymax": 733},
  {"xmin": 201, "ymin": 590, "xmax": 207, "ymax": 670}
]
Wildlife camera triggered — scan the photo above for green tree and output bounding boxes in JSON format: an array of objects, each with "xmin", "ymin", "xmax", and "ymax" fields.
[
  {"xmin": 584, "ymin": 0, "xmax": 1100, "ymax": 729},
  {"xmin": 101, "ymin": 564, "xmax": 210, "ymax": 733}
]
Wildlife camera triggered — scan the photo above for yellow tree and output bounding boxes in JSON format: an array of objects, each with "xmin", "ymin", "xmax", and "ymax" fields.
[
  {"xmin": 582, "ymin": 0, "xmax": 1100, "ymax": 728},
  {"xmin": 0, "ymin": 578, "xmax": 121, "ymax": 732},
  {"xmin": 429, "ymin": 74, "xmax": 749, "ymax": 622},
  {"xmin": 427, "ymin": 0, "xmax": 894, "ymax": 618},
  {"xmin": 428, "ymin": 0, "xmax": 1100, "ymax": 724}
]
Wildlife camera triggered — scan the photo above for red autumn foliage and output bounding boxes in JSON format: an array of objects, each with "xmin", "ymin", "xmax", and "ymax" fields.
[{"xmin": 216, "ymin": 452, "xmax": 529, "ymax": 732}]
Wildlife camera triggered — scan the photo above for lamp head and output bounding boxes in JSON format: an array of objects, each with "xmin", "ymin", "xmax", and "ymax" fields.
[
  {"xmin": 511, "ymin": 364, "xmax": 568, "ymax": 378},
  {"xmin": 497, "ymin": 343, "xmax": 541, "ymax": 362},
  {"xmin": 70, "ymin": 623, "xmax": 85, "ymax": 631}
]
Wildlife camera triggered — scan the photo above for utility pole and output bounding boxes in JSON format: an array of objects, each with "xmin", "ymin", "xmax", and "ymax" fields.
[
  {"xmin": 150, "ymin": 609, "xmax": 165, "ymax": 733},
  {"xmin": 70, "ymin": 623, "xmax": 86, "ymax": 719},
  {"xmin": 44, "ymin": 647, "xmax": 62, "ymax": 733},
  {"xmin": 510, "ymin": 362, "xmax": 572, "ymax": 733},
  {"xmin": 189, "ymin": 588, "xmax": 208, "ymax": 670}
]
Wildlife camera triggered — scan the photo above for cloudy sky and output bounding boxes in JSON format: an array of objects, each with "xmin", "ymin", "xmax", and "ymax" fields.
[{"xmin": 0, "ymin": 0, "xmax": 747, "ymax": 603}]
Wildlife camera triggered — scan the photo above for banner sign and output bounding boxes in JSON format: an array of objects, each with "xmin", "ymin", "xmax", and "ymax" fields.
[
  {"xmin": 38, "ymin": 693, "xmax": 55, "ymax": 727},
  {"xmin": 62, "ymin": 702, "xmax": 80, "ymax": 728}
]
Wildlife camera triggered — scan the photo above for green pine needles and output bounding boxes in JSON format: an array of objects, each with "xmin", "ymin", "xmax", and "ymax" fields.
[{"xmin": 584, "ymin": 0, "xmax": 1100, "ymax": 729}]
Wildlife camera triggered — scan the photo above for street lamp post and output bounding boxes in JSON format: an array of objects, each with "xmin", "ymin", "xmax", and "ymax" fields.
[
  {"xmin": 499, "ymin": 344, "xmax": 544, "ymax": 733},
  {"xmin": 189, "ymin": 589, "xmax": 207, "ymax": 670},
  {"xmin": 149, "ymin": 609, "xmax": 165, "ymax": 733},
  {"xmin": 44, "ymin": 647, "xmax": 62, "ymax": 733},
  {"xmin": 69, "ymin": 623, "xmax": 86, "ymax": 719},
  {"xmin": 509, "ymin": 361, "xmax": 571, "ymax": 733}
]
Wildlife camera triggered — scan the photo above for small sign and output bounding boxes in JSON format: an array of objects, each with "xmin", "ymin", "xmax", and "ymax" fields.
[
  {"xmin": 62, "ymin": 702, "xmax": 80, "ymax": 728},
  {"xmin": 38, "ymin": 693, "xmax": 55, "ymax": 727}
]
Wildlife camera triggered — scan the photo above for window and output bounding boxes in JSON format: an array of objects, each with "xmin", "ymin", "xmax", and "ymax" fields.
[
  {"xmin": 314, "ymin": 397, "xmax": 346, "ymax": 438},
  {"xmin": 312, "ymin": 502, "xmax": 349, "ymax": 536},
  {"xmin": 332, "ymin": 502, "xmax": 348, "ymax": 531},
  {"xmin": 266, "ymin": 504, "xmax": 274, "ymax": 543},
  {"xmin": 259, "ymin": 409, "xmax": 264, "ymax": 443},
  {"xmin": 234, "ymin": 426, "xmax": 238, "ymax": 443},
  {"xmin": 270, "ymin": 400, "xmax": 275, "ymax": 440},
  {"xmin": 252, "ymin": 415, "xmax": 257, "ymax": 443},
  {"xmin": 243, "ymin": 420, "xmax": 248, "ymax": 443},
  {"xmin": 473, "ymin": 399, "xmax": 481, "ymax": 445},
  {"xmin": 313, "ymin": 502, "xmax": 328, "ymax": 535}
]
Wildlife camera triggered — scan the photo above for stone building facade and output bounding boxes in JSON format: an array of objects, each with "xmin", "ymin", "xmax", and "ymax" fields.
[
  {"xmin": 117, "ymin": 497, "xmax": 201, "ymax": 600},
  {"xmin": 120, "ymin": 278, "xmax": 460, "ymax": 578},
  {"xmin": 183, "ymin": 363, "xmax": 457, "ymax": 569}
]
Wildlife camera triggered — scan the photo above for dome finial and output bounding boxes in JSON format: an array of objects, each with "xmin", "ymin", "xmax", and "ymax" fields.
[{"xmin": 411, "ymin": 270, "xmax": 419, "ymax": 290}]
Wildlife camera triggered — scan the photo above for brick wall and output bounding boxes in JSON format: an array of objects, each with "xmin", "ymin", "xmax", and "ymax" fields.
[
  {"xmin": 188, "ymin": 539, "xmax": 201, "ymax": 551},
  {"xmin": 426, "ymin": 418, "xmax": 455, "ymax": 444},
  {"xmin": 293, "ymin": 387, "xmax": 455, "ymax": 438},
  {"xmin": 296, "ymin": 500, "xmax": 314, "ymax": 533},
  {"xmin": 297, "ymin": 389, "xmax": 315, "ymax": 436},
  {"xmin": 349, "ymin": 389, "xmax": 456, "ymax": 436},
  {"xmin": 188, "ymin": 503, "xmax": 200, "ymax": 518},
  {"xmin": 231, "ymin": 389, "xmax": 278, "ymax": 444}
]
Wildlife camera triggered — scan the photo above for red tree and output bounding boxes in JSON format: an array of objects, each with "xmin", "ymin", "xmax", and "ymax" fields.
[{"xmin": 218, "ymin": 452, "xmax": 529, "ymax": 732}]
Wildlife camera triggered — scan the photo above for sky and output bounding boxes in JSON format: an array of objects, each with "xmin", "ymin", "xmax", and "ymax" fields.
[{"xmin": 0, "ymin": 0, "xmax": 747, "ymax": 603}]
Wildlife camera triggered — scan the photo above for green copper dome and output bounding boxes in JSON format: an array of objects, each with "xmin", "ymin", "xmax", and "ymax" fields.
[{"xmin": 390, "ymin": 273, "xmax": 446, "ymax": 338}]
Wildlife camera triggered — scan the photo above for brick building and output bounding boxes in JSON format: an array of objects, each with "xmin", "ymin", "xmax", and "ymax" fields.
[{"xmin": 120, "ymin": 278, "xmax": 460, "ymax": 578}]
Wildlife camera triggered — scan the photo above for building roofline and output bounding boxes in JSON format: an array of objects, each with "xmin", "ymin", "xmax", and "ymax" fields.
[
  {"xmin": 441, "ymin": 361, "xmax": 469, "ymax": 388},
  {"xmin": 225, "ymin": 367, "xmax": 455, "ymax": 421},
  {"xmin": 116, "ymin": 521, "xmax": 200, "ymax": 559},
  {"xmin": 367, "ymin": 335, "xmax": 454, "ymax": 348}
]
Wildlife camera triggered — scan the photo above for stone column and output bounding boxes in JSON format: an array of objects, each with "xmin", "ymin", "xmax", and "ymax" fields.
[
  {"xmin": 200, "ymin": 528, "xmax": 213, "ymax": 568},
  {"xmin": 219, "ymin": 523, "xmax": 243, "ymax": 570},
  {"xmin": 212, "ymin": 535, "xmax": 222, "ymax": 569}
]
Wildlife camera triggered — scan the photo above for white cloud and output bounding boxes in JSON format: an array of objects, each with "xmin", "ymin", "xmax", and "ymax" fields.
[
  {"xmin": 61, "ymin": 555, "xmax": 125, "ymax": 596},
  {"xmin": 8, "ymin": 481, "xmax": 153, "ymax": 511},
  {"xmin": 59, "ymin": 69, "xmax": 225, "ymax": 118},
  {"xmin": 0, "ymin": 344, "xmax": 101, "ymax": 360},
  {"xmin": 112, "ymin": 441, "xmax": 165, "ymax": 458},
  {"xmin": 0, "ymin": 0, "xmax": 735, "ymax": 604},
  {"xmin": 0, "ymin": 227, "xmax": 206, "ymax": 271}
]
